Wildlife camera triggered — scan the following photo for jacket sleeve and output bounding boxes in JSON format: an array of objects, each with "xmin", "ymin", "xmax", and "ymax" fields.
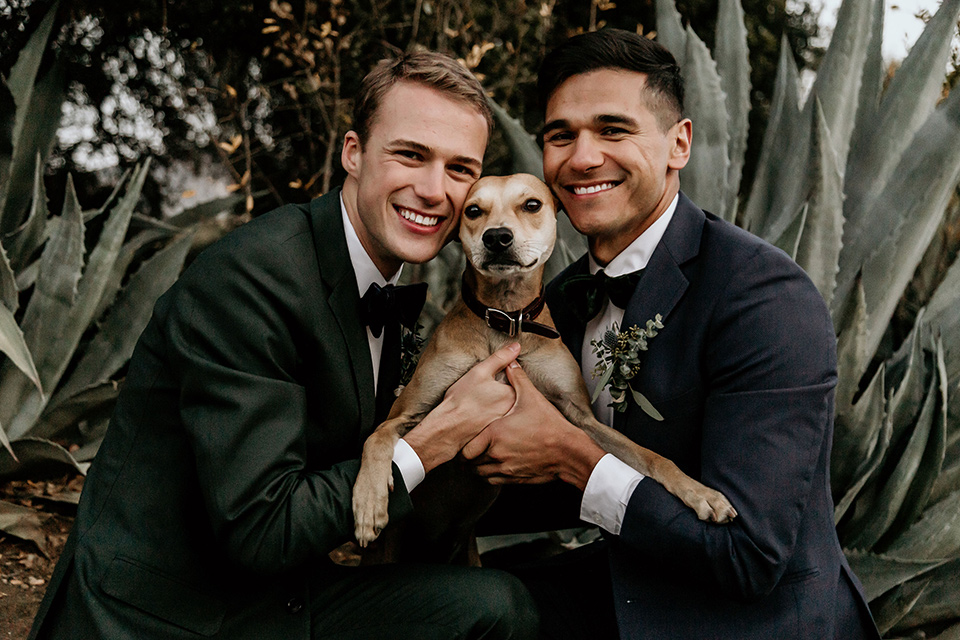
[
  {"xmin": 160, "ymin": 231, "xmax": 412, "ymax": 575},
  {"xmin": 618, "ymin": 244, "xmax": 837, "ymax": 601}
]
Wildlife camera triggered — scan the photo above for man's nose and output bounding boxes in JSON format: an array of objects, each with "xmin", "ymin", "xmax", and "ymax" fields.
[
  {"xmin": 414, "ymin": 164, "xmax": 446, "ymax": 204},
  {"xmin": 568, "ymin": 135, "xmax": 603, "ymax": 172},
  {"xmin": 482, "ymin": 227, "xmax": 514, "ymax": 252}
]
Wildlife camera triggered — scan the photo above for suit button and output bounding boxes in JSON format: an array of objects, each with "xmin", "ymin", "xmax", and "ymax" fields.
[{"xmin": 286, "ymin": 597, "xmax": 304, "ymax": 614}]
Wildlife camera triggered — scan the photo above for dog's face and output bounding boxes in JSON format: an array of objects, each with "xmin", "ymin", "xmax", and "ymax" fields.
[{"xmin": 459, "ymin": 174, "xmax": 557, "ymax": 280}]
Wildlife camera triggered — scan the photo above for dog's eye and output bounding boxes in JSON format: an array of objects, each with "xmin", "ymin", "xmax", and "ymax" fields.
[
  {"xmin": 464, "ymin": 204, "xmax": 482, "ymax": 219},
  {"xmin": 522, "ymin": 199, "xmax": 542, "ymax": 213}
]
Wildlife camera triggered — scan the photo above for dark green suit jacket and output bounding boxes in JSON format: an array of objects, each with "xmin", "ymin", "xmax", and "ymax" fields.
[{"xmin": 30, "ymin": 190, "xmax": 413, "ymax": 639}]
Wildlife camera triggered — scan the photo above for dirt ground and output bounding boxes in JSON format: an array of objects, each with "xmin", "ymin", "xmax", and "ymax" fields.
[{"xmin": 1, "ymin": 475, "xmax": 82, "ymax": 640}]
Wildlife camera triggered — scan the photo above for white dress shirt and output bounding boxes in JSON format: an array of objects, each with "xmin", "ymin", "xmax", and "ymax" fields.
[
  {"xmin": 339, "ymin": 197, "xmax": 426, "ymax": 491},
  {"xmin": 579, "ymin": 194, "xmax": 679, "ymax": 534}
]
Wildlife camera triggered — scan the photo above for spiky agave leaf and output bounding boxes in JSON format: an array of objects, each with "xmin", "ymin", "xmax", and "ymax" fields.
[
  {"xmin": 833, "ymin": 365, "xmax": 888, "ymax": 519},
  {"xmin": 741, "ymin": 37, "xmax": 801, "ymax": 233},
  {"xmin": 841, "ymin": 0, "xmax": 960, "ymax": 276},
  {"xmin": 842, "ymin": 348, "xmax": 940, "ymax": 550},
  {"xmin": 679, "ymin": 26, "xmax": 729, "ymax": 220},
  {"xmin": 714, "ymin": 0, "xmax": 751, "ymax": 222},
  {"xmin": 892, "ymin": 560, "xmax": 960, "ymax": 633},
  {"xmin": 870, "ymin": 578, "xmax": 932, "ymax": 636},
  {"xmin": 42, "ymin": 231, "xmax": 195, "ymax": 424},
  {"xmin": 845, "ymin": 549, "xmax": 947, "ymax": 601},
  {"xmin": 794, "ymin": 98, "xmax": 844, "ymax": 306},
  {"xmin": 654, "ymin": 0, "xmax": 687, "ymax": 67}
]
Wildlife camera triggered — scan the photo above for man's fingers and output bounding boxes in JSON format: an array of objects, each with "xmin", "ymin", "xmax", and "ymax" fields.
[
  {"xmin": 504, "ymin": 359, "xmax": 535, "ymax": 391},
  {"xmin": 471, "ymin": 342, "xmax": 521, "ymax": 377},
  {"xmin": 461, "ymin": 428, "xmax": 492, "ymax": 460}
]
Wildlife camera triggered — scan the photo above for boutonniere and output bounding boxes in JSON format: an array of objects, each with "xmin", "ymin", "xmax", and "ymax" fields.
[
  {"xmin": 395, "ymin": 324, "xmax": 425, "ymax": 397},
  {"xmin": 590, "ymin": 315, "xmax": 665, "ymax": 421}
]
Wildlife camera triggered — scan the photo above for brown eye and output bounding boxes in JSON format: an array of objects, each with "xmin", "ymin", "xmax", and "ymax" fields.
[
  {"xmin": 522, "ymin": 199, "xmax": 542, "ymax": 213},
  {"xmin": 464, "ymin": 204, "xmax": 483, "ymax": 219}
]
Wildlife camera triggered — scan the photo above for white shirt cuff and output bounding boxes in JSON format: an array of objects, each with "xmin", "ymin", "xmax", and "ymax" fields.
[
  {"xmin": 393, "ymin": 438, "xmax": 426, "ymax": 493},
  {"xmin": 580, "ymin": 454, "xmax": 644, "ymax": 534}
]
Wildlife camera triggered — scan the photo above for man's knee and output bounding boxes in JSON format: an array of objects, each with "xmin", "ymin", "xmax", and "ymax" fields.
[{"xmin": 463, "ymin": 569, "xmax": 539, "ymax": 640}]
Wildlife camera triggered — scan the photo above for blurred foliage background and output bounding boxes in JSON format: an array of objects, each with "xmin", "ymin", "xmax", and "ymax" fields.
[
  {"xmin": 4, "ymin": 1, "xmax": 960, "ymax": 637},
  {"xmin": 0, "ymin": 0, "xmax": 823, "ymax": 220}
]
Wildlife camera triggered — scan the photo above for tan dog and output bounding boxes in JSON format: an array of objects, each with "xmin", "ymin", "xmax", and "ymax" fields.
[{"xmin": 352, "ymin": 173, "xmax": 736, "ymax": 563}]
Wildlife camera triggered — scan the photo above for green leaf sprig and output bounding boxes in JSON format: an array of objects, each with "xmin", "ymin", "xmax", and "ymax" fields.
[{"xmin": 590, "ymin": 315, "xmax": 665, "ymax": 421}]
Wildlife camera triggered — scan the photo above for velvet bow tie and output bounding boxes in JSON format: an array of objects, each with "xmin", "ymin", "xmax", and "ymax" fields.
[
  {"xmin": 360, "ymin": 282, "xmax": 428, "ymax": 338},
  {"xmin": 558, "ymin": 269, "xmax": 643, "ymax": 324}
]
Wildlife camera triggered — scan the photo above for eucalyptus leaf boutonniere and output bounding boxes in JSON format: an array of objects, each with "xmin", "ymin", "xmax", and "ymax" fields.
[
  {"xmin": 395, "ymin": 324, "xmax": 425, "ymax": 397},
  {"xmin": 590, "ymin": 315, "xmax": 665, "ymax": 421}
]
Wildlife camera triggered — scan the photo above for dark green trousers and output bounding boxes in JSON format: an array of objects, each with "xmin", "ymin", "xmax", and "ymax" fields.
[{"xmin": 311, "ymin": 563, "xmax": 539, "ymax": 639}]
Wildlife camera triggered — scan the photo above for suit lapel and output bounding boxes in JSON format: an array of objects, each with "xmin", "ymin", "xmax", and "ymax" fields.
[
  {"xmin": 546, "ymin": 255, "xmax": 590, "ymax": 365},
  {"xmin": 615, "ymin": 193, "xmax": 704, "ymax": 431},
  {"xmin": 308, "ymin": 190, "xmax": 377, "ymax": 438}
]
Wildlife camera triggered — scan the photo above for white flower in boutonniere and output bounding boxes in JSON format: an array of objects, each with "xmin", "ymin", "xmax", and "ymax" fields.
[
  {"xmin": 589, "ymin": 314, "xmax": 665, "ymax": 421},
  {"xmin": 395, "ymin": 324, "xmax": 425, "ymax": 397}
]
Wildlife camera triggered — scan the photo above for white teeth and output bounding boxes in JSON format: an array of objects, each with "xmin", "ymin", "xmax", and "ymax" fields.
[
  {"xmin": 398, "ymin": 207, "xmax": 439, "ymax": 227},
  {"xmin": 573, "ymin": 182, "xmax": 615, "ymax": 195}
]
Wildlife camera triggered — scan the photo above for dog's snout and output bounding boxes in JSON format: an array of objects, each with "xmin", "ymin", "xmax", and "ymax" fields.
[{"xmin": 482, "ymin": 227, "xmax": 514, "ymax": 252}]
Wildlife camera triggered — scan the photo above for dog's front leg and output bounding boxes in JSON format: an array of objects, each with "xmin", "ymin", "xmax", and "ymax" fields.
[{"xmin": 353, "ymin": 415, "xmax": 419, "ymax": 547}]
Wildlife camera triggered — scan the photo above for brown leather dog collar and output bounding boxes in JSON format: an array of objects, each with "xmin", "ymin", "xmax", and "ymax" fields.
[{"xmin": 460, "ymin": 275, "xmax": 560, "ymax": 340}]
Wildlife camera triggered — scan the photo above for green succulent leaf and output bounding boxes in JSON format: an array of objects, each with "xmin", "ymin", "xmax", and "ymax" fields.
[
  {"xmin": 0, "ymin": 238, "xmax": 16, "ymax": 313},
  {"xmin": 0, "ymin": 436, "xmax": 85, "ymax": 482},
  {"xmin": 834, "ymin": 277, "xmax": 869, "ymax": 409},
  {"xmin": 654, "ymin": 0, "xmax": 687, "ymax": 67},
  {"xmin": 489, "ymin": 100, "xmax": 542, "ymax": 180},
  {"xmin": 679, "ymin": 26, "xmax": 729, "ymax": 220},
  {"xmin": 844, "ymin": 549, "xmax": 946, "ymax": 601},
  {"xmin": 884, "ymin": 490, "xmax": 960, "ymax": 561},
  {"xmin": 0, "ymin": 58, "xmax": 66, "ymax": 236},
  {"xmin": 843, "ymin": 0, "xmax": 960, "ymax": 251},
  {"xmin": 870, "ymin": 577, "xmax": 931, "ymax": 636},
  {"xmin": 741, "ymin": 38, "xmax": 801, "ymax": 234},
  {"xmin": 43, "ymin": 231, "xmax": 195, "ymax": 426},
  {"xmin": 833, "ymin": 365, "xmax": 888, "ymax": 521},
  {"xmin": 843, "ymin": 357, "xmax": 939, "ymax": 550},
  {"xmin": 32, "ymin": 380, "xmax": 118, "ymax": 442},
  {"xmin": 5, "ymin": 153, "xmax": 50, "ymax": 274},
  {"xmin": 794, "ymin": 98, "xmax": 843, "ymax": 306},
  {"xmin": 892, "ymin": 560, "xmax": 960, "ymax": 632},
  {"xmin": 714, "ymin": 0, "xmax": 751, "ymax": 222},
  {"xmin": 876, "ymin": 335, "xmax": 949, "ymax": 550},
  {"xmin": 838, "ymin": 87, "xmax": 960, "ymax": 357}
]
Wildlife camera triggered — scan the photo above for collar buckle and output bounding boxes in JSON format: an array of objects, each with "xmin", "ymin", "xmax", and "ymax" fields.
[{"xmin": 485, "ymin": 308, "xmax": 521, "ymax": 337}]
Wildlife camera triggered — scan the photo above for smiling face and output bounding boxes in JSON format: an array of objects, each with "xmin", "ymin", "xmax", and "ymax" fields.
[
  {"xmin": 542, "ymin": 68, "xmax": 691, "ymax": 265},
  {"xmin": 460, "ymin": 174, "xmax": 557, "ymax": 281},
  {"xmin": 341, "ymin": 81, "xmax": 489, "ymax": 278}
]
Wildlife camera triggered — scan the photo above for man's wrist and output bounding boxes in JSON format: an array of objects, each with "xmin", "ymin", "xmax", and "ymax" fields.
[
  {"xmin": 557, "ymin": 430, "xmax": 606, "ymax": 490},
  {"xmin": 402, "ymin": 400, "xmax": 458, "ymax": 474}
]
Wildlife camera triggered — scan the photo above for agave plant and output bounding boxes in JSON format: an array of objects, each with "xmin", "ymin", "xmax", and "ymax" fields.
[
  {"xmin": 486, "ymin": 0, "xmax": 960, "ymax": 636},
  {"xmin": 0, "ymin": 4, "xmax": 231, "ymax": 496}
]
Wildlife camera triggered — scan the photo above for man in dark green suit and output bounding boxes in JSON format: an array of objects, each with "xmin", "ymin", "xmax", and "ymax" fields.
[{"xmin": 30, "ymin": 51, "xmax": 537, "ymax": 640}]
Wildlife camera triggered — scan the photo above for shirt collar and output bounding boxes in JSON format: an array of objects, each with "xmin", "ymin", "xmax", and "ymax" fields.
[
  {"xmin": 340, "ymin": 194, "xmax": 402, "ymax": 297},
  {"xmin": 588, "ymin": 193, "xmax": 679, "ymax": 277}
]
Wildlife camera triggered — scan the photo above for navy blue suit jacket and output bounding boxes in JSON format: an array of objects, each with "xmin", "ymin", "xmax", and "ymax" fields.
[{"xmin": 542, "ymin": 193, "xmax": 880, "ymax": 639}]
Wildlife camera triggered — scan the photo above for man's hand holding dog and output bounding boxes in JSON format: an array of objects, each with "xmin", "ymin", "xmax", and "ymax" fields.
[
  {"xmin": 462, "ymin": 363, "xmax": 605, "ymax": 491},
  {"xmin": 404, "ymin": 343, "xmax": 522, "ymax": 474}
]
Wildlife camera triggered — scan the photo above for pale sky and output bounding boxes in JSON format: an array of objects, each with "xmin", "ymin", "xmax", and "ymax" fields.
[{"xmin": 813, "ymin": 0, "xmax": 956, "ymax": 62}]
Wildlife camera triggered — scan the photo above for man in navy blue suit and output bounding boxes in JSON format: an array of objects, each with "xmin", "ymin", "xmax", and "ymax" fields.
[{"xmin": 464, "ymin": 29, "xmax": 881, "ymax": 640}]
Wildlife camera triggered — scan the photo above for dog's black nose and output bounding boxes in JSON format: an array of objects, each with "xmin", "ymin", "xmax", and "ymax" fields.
[{"xmin": 482, "ymin": 227, "xmax": 514, "ymax": 252}]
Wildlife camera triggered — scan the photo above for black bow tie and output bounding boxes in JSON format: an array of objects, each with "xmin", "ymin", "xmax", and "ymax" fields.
[
  {"xmin": 558, "ymin": 269, "xmax": 643, "ymax": 324},
  {"xmin": 360, "ymin": 282, "xmax": 428, "ymax": 338}
]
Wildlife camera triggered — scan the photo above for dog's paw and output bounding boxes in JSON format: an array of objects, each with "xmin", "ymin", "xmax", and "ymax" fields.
[
  {"xmin": 352, "ymin": 467, "xmax": 393, "ymax": 547},
  {"xmin": 692, "ymin": 488, "xmax": 738, "ymax": 524}
]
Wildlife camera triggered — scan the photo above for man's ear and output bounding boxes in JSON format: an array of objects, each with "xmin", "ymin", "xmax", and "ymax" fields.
[
  {"xmin": 341, "ymin": 131, "xmax": 362, "ymax": 177},
  {"xmin": 667, "ymin": 118, "xmax": 692, "ymax": 171}
]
